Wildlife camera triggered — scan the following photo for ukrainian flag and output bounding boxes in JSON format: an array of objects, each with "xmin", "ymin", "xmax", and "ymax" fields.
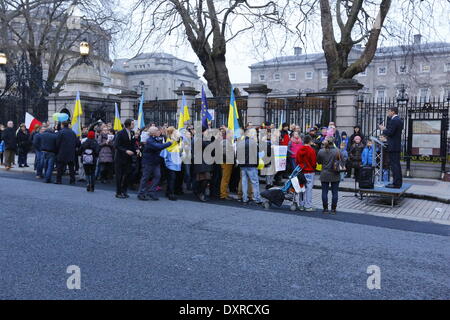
[
  {"xmin": 71, "ymin": 91, "xmax": 83, "ymax": 136},
  {"xmin": 228, "ymin": 87, "xmax": 241, "ymax": 139},
  {"xmin": 114, "ymin": 103, "xmax": 123, "ymax": 131},
  {"xmin": 177, "ymin": 92, "xmax": 190, "ymax": 130},
  {"xmin": 137, "ymin": 93, "xmax": 145, "ymax": 130}
]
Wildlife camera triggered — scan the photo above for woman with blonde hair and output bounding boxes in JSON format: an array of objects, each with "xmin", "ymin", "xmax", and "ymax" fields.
[{"xmin": 161, "ymin": 126, "xmax": 182, "ymax": 200}]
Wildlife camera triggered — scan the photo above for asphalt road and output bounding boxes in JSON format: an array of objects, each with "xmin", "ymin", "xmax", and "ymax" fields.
[{"xmin": 0, "ymin": 171, "xmax": 449, "ymax": 299}]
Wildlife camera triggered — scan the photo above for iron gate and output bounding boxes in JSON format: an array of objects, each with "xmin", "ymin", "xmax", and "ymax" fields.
[
  {"xmin": 264, "ymin": 94, "xmax": 336, "ymax": 131},
  {"xmin": 357, "ymin": 97, "xmax": 450, "ymax": 176}
]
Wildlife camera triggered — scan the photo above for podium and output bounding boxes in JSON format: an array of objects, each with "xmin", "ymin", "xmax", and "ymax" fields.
[{"xmin": 370, "ymin": 136, "xmax": 386, "ymax": 187}]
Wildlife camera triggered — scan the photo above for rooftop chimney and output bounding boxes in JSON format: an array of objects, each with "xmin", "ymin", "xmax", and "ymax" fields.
[
  {"xmin": 414, "ymin": 34, "xmax": 422, "ymax": 44},
  {"xmin": 294, "ymin": 47, "xmax": 302, "ymax": 56}
]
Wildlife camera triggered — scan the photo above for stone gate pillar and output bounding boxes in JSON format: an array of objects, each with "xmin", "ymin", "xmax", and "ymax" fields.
[
  {"xmin": 244, "ymin": 84, "xmax": 272, "ymax": 126},
  {"xmin": 118, "ymin": 90, "xmax": 139, "ymax": 123},
  {"xmin": 174, "ymin": 85, "xmax": 199, "ymax": 125},
  {"xmin": 333, "ymin": 79, "xmax": 363, "ymax": 135}
]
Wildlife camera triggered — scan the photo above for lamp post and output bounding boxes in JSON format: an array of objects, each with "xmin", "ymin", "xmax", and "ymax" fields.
[
  {"xmin": 397, "ymin": 84, "xmax": 409, "ymax": 105},
  {"xmin": 0, "ymin": 53, "xmax": 7, "ymax": 94},
  {"xmin": 75, "ymin": 40, "xmax": 93, "ymax": 67}
]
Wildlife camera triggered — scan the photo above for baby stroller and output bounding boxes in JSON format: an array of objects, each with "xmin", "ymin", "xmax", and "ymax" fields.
[{"xmin": 261, "ymin": 165, "xmax": 306, "ymax": 211}]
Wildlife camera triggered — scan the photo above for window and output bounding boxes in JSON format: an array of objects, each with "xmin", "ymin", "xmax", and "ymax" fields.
[
  {"xmin": 420, "ymin": 64, "xmax": 430, "ymax": 73},
  {"xmin": 398, "ymin": 65, "xmax": 408, "ymax": 74},
  {"xmin": 376, "ymin": 89, "xmax": 386, "ymax": 102},
  {"xmin": 259, "ymin": 74, "xmax": 266, "ymax": 81},
  {"xmin": 419, "ymin": 88, "xmax": 430, "ymax": 102},
  {"xmin": 289, "ymin": 72, "xmax": 296, "ymax": 80},
  {"xmin": 273, "ymin": 73, "xmax": 281, "ymax": 81},
  {"xmin": 305, "ymin": 71, "xmax": 313, "ymax": 80},
  {"xmin": 321, "ymin": 70, "xmax": 328, "ymax": 79},
  {"xmin": 377, "ymin": 66, "xmax": 387, "ymax": 75},
  {"xmin": 444, "ymin": 62, "xmax": 450, "ymax": 72}
]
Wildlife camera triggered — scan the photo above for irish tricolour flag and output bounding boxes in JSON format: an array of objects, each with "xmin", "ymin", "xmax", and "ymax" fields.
[{"xmin": 25, "ymin": 112, "xmax": 42, "ymax": 132}]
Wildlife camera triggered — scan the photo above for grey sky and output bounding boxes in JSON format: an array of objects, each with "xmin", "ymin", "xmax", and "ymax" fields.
[{"xmin": 111, "ymin": 0, "xmax": 450, "ymax": 84}]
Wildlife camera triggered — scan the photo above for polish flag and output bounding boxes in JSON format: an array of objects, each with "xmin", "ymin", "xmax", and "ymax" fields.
[{"xmin": 25, "ymin": 112, "xmax": 42, "ymax": 132}]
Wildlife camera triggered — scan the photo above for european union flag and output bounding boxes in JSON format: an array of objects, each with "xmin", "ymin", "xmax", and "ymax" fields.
[{"xmin": 201, "ymin": 86, "xmax": 212, "ymax": 128}]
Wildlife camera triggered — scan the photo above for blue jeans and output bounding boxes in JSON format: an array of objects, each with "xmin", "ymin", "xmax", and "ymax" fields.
[
  {"xmin": 241, "ymin": 167, "xmax": 261, "ymax": 202},
  {"xmin": 35, "ymin": 151, "xmax": 44, "ymax": 177},
  {"xmin": 138, "ymin": 163, "xmax": 161, "ymax": 197},
  {"xmin": 321, "ymin": 181, "xmax": 339, "ymax": 209},
  {"xmin": 300, "ymin": 173, "xmax": 314, "ymax": 209},
  {"xmin": 43, "ymin": 152, "xmax": 56, "ymax": 182}
]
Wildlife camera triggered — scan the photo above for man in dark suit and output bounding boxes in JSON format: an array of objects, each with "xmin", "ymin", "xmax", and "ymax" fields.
[
  {"xmin": 379, "ymin": 107, "xmax": 403, "ymax": 188},
  {"xmin": 114, "ymin": 119, "xmax": 138, "ymax": 198},
  {"xmin": 55, "ymin": 121, "xmax": 79, "ymax": 184}
]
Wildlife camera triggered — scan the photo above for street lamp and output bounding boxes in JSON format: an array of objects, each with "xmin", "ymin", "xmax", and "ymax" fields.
[
  {"xmin": 75, "ymin": 40, "xmax": 93, "ymax": 67},
  {"xmin": 0, "ymin": 53, "xmax": 7, "ymax": 66},
  {"xmin": 80, "ymin": 41, "xmax": 90, "ymax": 56}
]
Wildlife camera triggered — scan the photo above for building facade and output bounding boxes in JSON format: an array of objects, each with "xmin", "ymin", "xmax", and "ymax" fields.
[
  {"xmin": 111, "ymin": 53, "xmax": 207, "ymax": 100},
  {"xmin": 250, "ymin": 37, "xmax": 450, "ymax": 101}
]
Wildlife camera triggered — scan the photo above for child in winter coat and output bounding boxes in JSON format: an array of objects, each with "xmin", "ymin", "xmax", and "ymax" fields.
[
  {"xmin": 361, "ymin": 140, "xmax": 374, "ymax": 166},
  {"xmin": 339, "ymin": 142, "xmax": 349, "ymax": 181},
  {"xmin": 348, "ymin": 136, "xmax": 364, "ymax": 181},
  {"xmin": 287, "ymin": 131, "xmax": 303, "ymax": 173}
]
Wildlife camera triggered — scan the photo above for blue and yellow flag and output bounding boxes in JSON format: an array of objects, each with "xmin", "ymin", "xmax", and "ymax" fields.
[
  {"xmin": 228, "ymin": 87, "xmax": 241, "ymax": 139},
  {"xmin": 71, "ymin": 91, "xmax": 83, "ymax": 136},
  {"xmin": 177, "ymin": 92, "xmax": 190, "ymax": 130},
  {"xmin": 137, "ymin": 93, "xmax": 145, "ymax": 130},
  {"xmin": 114, "ymin": 103, "xmax": 122, "ymax": 131},
  {"xmin": 201, "ymin": 86, "xmax": 213, "ymax": 128}
]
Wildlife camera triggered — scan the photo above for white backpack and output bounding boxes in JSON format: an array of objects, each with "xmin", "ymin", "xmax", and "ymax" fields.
[{"xmin": 82, "ymin": 149, "xmax": 94, "ymax": 165}]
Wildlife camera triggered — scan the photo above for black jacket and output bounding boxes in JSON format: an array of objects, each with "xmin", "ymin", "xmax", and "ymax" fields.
[
  {"xmin": 2, "ymin": 127, "xmax": 17, "ymax": 151},
  {"xmin": 383, "ymin": 116, "xmax": 403, "ymax": 153},
  {"xmin": 33, "ymin": 132, "xmax": 42, "ymax": 152},
  {"xmin": 142, "ymin": 135, "xmax": 172, "ymax": 166},
  {"xmin": 17, "ymin": 130, "xmax": 31, "ymax": 152},
  {"xmin": 56, "ymin": 128, "xmax": 79, "ymax": 162},
  {"xmin": 236, "ymin": 137, "xmax": 259, "ymax": 168},
  {"xmin": 80, "ymin": 138, "xmax": 100, "ymax": 163},
  {"xmin": 40, "ymin": 129, "xmax": 58, "ymax": 153},
  {"xmin": 114, "ymin": 128, "xmax": 136, "ymax": 165}
]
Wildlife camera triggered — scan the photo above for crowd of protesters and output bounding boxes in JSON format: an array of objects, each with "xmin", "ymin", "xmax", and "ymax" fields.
[{"xmin": 0, "ymin": 112, "xmax": 399, "ymax": 214}]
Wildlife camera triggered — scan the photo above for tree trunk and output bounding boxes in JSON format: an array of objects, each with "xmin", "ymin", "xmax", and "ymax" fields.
[{"xmin": 196, "ymin": 50, "xmax": 231, "ymax": 97}]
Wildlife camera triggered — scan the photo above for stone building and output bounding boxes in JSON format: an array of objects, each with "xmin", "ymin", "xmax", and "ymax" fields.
[
  {"xmin": 250, "ymin": 36, "xmax": 450, "ymax": 101},
  {"xmin": 111, "ymin": 53, "xmax": 207, "ymax": 100}
]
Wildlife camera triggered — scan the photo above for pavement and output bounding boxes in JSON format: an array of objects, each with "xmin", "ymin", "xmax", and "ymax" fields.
[
  {"xmin": 0, "ymin": 173, "xmax": 449, "ymax": 299},
  {"xmin": 5, "ymin": 153, "xmax": 450, "ymax": 225}
]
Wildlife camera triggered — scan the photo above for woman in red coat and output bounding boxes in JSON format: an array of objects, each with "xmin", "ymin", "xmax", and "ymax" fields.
[{"xmin": 295, "ymin": 135, "xmax": 317, "ymax": 211}]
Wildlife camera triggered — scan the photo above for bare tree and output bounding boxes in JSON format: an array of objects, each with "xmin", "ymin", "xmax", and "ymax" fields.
[
  {"xmin": 0, "ymin": 0, "xmax": 124, "ymax": 119},
  {"xmin": 130, "ymin": 0, "xmax": 284, "ymax": 97}
]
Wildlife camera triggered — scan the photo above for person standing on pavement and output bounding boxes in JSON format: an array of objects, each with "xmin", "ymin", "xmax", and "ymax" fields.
[
  {"xmin": 379, "ymin": 106, "xmax": 404, "ymax": 188},
  {"xmin": 16, "ymin": 124, "xmax": 31, "ymax": 168},
  {"xmin": 137, "ymin": 126, "xmax": 172, "ymax": 201},
  {"xmin": 55, "ymin": 121, "xmax": 78, "ymax": 185},
  {"xmin": 2, "ymin": 121, "xmax": 17, "ymax": 170},
  {"xmin": 80, "ymin": 131, "xmax": 100, "ymax": 192},
  {"xmin": 114, "ymin": 119, "xmax": 138, "ymax": 199},
  {"xmin": 32, "ymin": 125, "xmax": 46, "ymax": 179},
  {"xmin": 40, "ymin": 127, "xmax": 58, "ymax": 183},
  {"xmin": 236, "ymin": 128, "xmax": 263, "ymax": 205},
  {"xmin": 317, "ymin": 138, "xmax": 340, "ymax": 214},
  {"xmin": 97, "ymin": 126, "xmax": 114, "ymax": 183},
  {"xmin": 295, "ymin": 135, "xmax": 317, "ymax": 212}
]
